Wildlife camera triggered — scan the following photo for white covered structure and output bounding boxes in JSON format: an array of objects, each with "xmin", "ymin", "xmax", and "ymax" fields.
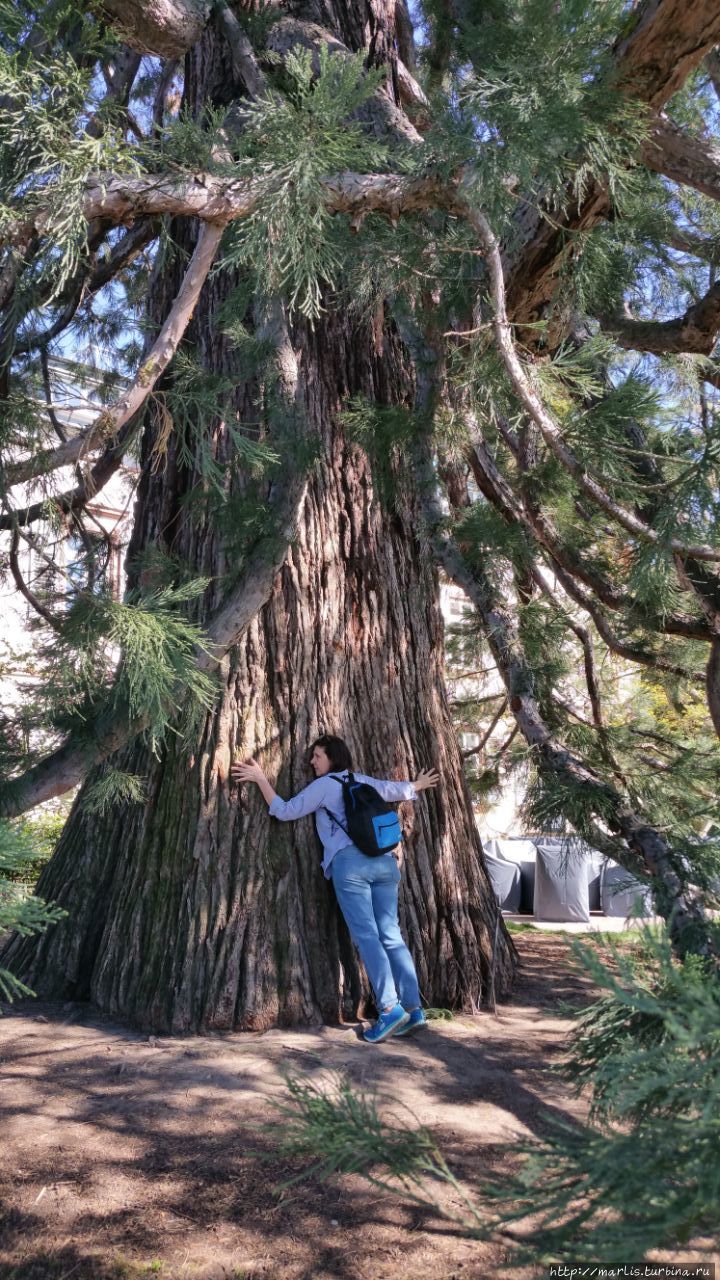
[{"xmin": 483, "ymin": 836, "xmax": 651, "ymax": 923}]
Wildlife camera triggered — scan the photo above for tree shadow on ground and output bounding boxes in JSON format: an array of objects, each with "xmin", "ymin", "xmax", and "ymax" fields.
[{"xmin": 0, "ymin": 933, "xmax": 593, "ymax": 1279}]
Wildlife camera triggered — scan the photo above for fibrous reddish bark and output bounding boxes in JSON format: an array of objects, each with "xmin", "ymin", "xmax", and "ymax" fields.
[
  {"xmin": 6, "ymin": 304, "xmax": 512, "ymax": 1026},
  {"xmin": 4, "ymin": 4, "xmax": 514, "ymax": 1029}
]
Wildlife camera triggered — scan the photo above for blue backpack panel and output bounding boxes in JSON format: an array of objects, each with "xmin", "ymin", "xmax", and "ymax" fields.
[{"xmin": 326, "ymin": 772, "xmax": 402, "ymax": 857}]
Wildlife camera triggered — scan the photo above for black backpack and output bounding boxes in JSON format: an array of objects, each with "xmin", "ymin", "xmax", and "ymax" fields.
[{"xmin": 324, "ymin": 772, "xmax": 402, "ymax": 857}]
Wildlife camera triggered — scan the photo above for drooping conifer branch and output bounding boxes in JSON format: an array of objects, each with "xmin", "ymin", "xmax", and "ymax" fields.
[
  {"xmin": 432, "ymin": 477, "xmax": 711, "ymax": 950},
  {"xmin": 6, "ymin": 221, "xmax": 225, "ymax": 488},
  {"xmin": 466, "ymin": 440, "xmax": 706, "ymax": 683},
  {"xmin": 14, "ymin": 219, "xmax": 161, "ymax": 357},
  {"xmin": 392, "ymin": 295, "xmax": 714, "ymax": 952},
  {"xmin": 0, "ymin": 294, "xmax": 314, "ymax": 815},
  {"xmin": 545, "ymin": 559, "xmax": 705, "ymax": 686},
  {"xmin": 476, "ymin": 422, "xmax": 713, "ymax": 643},
  {"xmin": 464, "ymin": 203, "xmax": 720, "ymax": 564}
]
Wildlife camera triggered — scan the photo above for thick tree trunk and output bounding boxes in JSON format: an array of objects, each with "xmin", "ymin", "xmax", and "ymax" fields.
[{"xmin": 3, "ymin": 5, "xmax": 515, "ymax": 1030}]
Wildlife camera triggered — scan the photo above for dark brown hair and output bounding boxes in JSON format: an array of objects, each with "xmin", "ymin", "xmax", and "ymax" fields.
[{"xmin": 308, "ymin": 735, "xmax": 353, "ymax": 773}]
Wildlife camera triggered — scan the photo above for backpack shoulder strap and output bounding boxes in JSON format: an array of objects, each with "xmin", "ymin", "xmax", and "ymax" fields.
[{"xmin": 322, "ymin": 774, "xmax": 349, "ymax": 836}]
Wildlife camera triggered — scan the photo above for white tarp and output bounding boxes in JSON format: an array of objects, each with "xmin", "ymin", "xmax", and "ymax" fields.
[
  {"xmin": 533, "ymin": 840, "xmax": 591, "ymax": 923},
  {"xmin": 484, "ymin": 838, "xmax": 537, "ymax": 913},
  {"xmin": 480, "ymin": 835, "xmax": 649, "ymax": 921},
  {"xmin": 484, "ymin": 853, "xmax": 522, "ymax": 911},
  {"xmin": 600, "ymin": 861, "xmax": 652, "ymax": 917}
]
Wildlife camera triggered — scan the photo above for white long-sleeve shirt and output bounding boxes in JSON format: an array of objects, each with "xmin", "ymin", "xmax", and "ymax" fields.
[{"xmin": 268, "ymin": 771, "xmax": 417, "ymax": 877}]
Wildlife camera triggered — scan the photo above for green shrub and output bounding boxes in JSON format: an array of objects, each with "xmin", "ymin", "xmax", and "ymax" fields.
[
  {"xmin": 4, "ymin": 809, "xmax": 68, "ymax": 887},
  {"xmin": 0, "ymin": 818, "xmax": 66, "ymax": 1004}
]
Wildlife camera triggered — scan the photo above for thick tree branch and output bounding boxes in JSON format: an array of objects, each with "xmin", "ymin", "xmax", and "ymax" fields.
[
  {"xmin": 502, "ymin": 2, "xmax": 720, "ymax": 327},
  {"xmin": 263, "ymin": 16, "xmax": 423, "ymax": 146},
  {"xmin": 600, "ymin": 281, "xmax": 720, "ymax": 355},
  {"xmin": 96, "ymin": 0, "xmax": 211, "ymax": 59},
  {"xmin": 395, "ymin": 59, "xmax": 429, "ymax": 113},
  {"xmin": 0, "ymin": 170, "xmax": 456, "ymax": 252},
  {"xmin": 612, "ymin": 0, "xmax": 720, "ymax": 110},
  {"xmin": 640, "ymin": 114, "xmax": 720, "ymax": 204},
  {"xmin": 214, "ymin": 0, "xmax": 268, "ymax": 100}
]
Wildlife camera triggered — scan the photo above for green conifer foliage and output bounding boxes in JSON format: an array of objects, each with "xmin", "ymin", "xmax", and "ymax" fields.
[
  {"xmin": 0, "ymin": 818, "xmax": 66, "ymax": 1003},
  {"xmin": 0, "ymin": 0, "xmax": 719, "ymax": 963}
]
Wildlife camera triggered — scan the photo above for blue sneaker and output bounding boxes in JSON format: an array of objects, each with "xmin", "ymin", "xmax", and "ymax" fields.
[
  {"xmin": 363, "ymin": 1004, "xmax": 410, "ymax": 1043},
  {"xmin": 394, "ymin": 1009, "xmax": 427, "ymax": 1037}
]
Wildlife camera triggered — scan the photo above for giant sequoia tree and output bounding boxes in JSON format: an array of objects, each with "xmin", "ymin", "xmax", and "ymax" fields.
[{"xmin": 2, "ymin": 0, "xmax": 720, "ymax": 1023}]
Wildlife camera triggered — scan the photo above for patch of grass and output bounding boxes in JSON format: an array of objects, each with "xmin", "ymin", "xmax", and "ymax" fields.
[{"xmin": 114, "ymin": 1259, "xmax": 165, "ymax": 1279}]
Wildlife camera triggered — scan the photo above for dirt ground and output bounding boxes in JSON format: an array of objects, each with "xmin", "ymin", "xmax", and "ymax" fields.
[{"xmin": 0, "ymin": 932, "xmax": 635, "ymax": 1280}]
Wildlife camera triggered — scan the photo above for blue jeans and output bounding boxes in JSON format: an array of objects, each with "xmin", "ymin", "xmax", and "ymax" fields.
[{"xmin": 331, "ymin": 845, "xmax": 421, "ymax": 1011}]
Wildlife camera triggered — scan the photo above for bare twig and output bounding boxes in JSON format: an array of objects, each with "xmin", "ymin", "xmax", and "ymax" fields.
[
  {"xmin": 8, "ymin": 526, "xmax": 63, "ymax": 632},
  {"xmin": 461, "ymin": 697, "xmax": 509, "ymax": 759}
]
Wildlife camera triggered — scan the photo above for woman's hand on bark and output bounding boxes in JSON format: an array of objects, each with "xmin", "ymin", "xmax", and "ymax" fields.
[
  {"xmin": 230, "ymin": 757, "xmax": 265, "ymax": 785},
  {"xmin": 413, "ymin": 767, "xmax": 440, "ymax": 792}
]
